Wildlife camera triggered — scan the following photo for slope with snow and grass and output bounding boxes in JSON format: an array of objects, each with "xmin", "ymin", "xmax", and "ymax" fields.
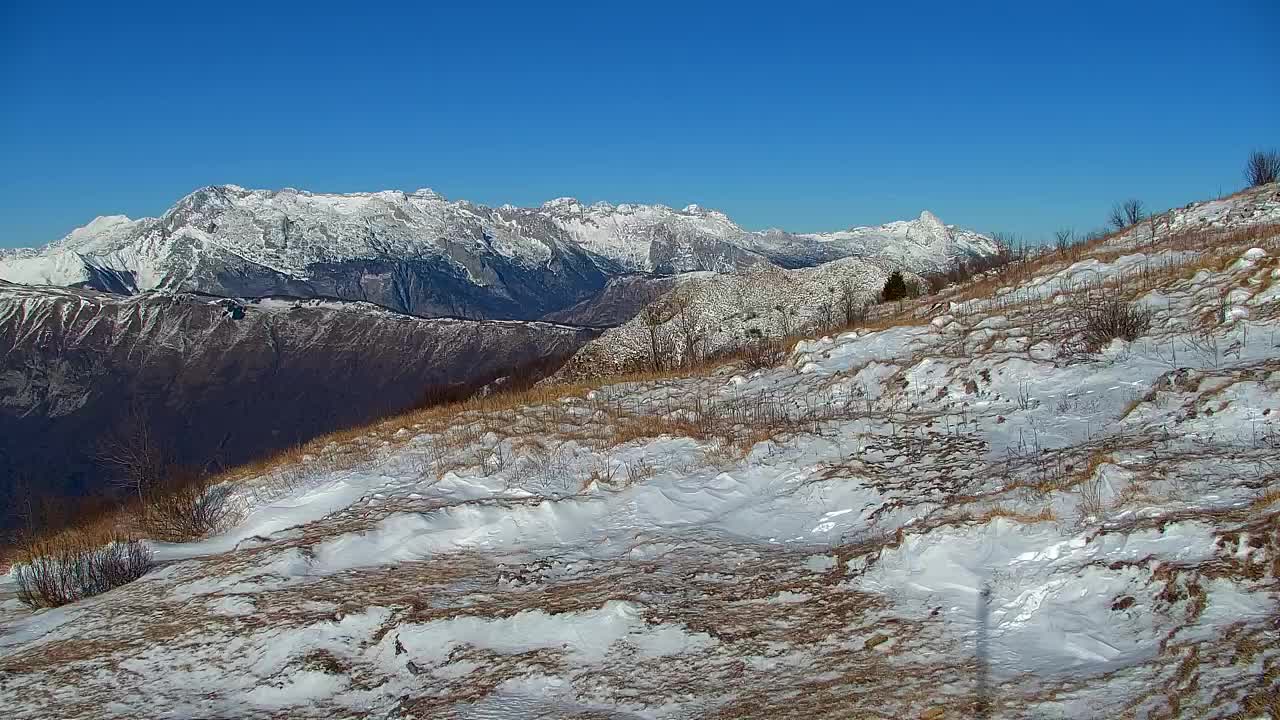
[
  {"xmin": 1, "ymin": 184, "xmax": 1279, "ymax": 719},
  {"xmin": 553, "ymin": 257, "xmax": 910, "ymax": 378}
]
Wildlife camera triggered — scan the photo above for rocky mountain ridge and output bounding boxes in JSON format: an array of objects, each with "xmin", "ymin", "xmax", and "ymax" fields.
[
  {"xmin": 0, "ymin": 185, "xmax": 998, "ymax": 320},
  {"xmin": 0, "ymin": 280, "xmax": 596, "ymax": 524}
]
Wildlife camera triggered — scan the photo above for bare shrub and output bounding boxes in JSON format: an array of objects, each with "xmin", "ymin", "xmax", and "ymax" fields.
[
  {"xmin": 934, "ymin": 233, "xmax": 1029, "ymax": 291},
  {"xmin": 1074, "ymin": 296, "xmax": 1153, "ymax": 351},
  {"xmin": 923, "ymin": 273, "xmax": 948, "ymax": 294},
  {"xmin": 816, "ymin": 300, "xmax": 837, "ymax": 331},
  {"xmin": 1077, "ymin": 472, "xmax": 1105, "ymax": 525},
  {"xmin": 1245, "ymin": 149, "xmax": 1280, "ymax": 187},
  {"xmin": 521, "ymin": 442, "xmax": 573, "ymax": 495},
  {"xmin": 481, "ymin": 443, "xmax": 511, "ymax": 476},
  {"xmin": 14, "ymin": 538, "xmax": 153, "ymax": 609},
  {"xmin": 741, "ymin": 337, "xmax": 786, "ymax": 370},
  {"xmin": 623, "ymin": 458, "xmax": 655, "ymax": 486},
  {"xmin": 142, "ymin": 471, "xmax": 235, "ymax": 542}
]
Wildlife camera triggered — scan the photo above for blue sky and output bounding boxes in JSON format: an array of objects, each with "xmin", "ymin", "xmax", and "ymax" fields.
[{"xmin": 1, "ymin": 0, "xmax": 1276, "ymax": 247}]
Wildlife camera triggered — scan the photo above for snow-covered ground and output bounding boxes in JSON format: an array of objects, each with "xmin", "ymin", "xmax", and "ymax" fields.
[
  {"xmin": 556, "ymin": 257, "xmax": 902, "ymax": 377},
  {"xmin": 2, "ymin": 186, "xmax": 1278, "ymax": 718}
]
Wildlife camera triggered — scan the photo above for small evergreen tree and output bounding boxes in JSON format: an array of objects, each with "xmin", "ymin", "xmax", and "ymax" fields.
[{"xmin": 881, "ymin": 271, "xmax": 909, "ymax": 302}]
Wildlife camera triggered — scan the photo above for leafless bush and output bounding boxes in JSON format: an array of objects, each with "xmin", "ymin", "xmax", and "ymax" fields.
[
  {"xmin": 521, "ymin": 442, "xmax": 573, "ymax": 495},
  {"xmin": 1109, "ymin": 199, "xmax": 1145, "ymax": 230},
  {"xmin": 588, "ymin": 458, "xmax": 621, "ymax": 487},
  {"xmin": 1077, "ymin": 473, "xmax": 1105, "ymax": 525},
  {"xmin": 1073, "ymin": 296, "xmax": 1153, "ymax": 351},
  {"xmin": 837, "ymin": 280, "xmax": 868, "ymax": 325},
  {"xmin": 816, "ymin": 300, "xmax": 837, "ymax": 331},
  {"xmin": 624, "ymin": 458, "xmax": 655, "ymax": 486},
  {"xmin": 14, "ymin": 538, "xmax": 153, "ymax": 609},
  {"xmin": 1245, "ymin": 149, "xmax": 1280, "ymax": 187},
  {"xmin": 143, "ymin": 471, "xmax": 235, "ymax": 542},
  {"xmin": 923, "ymin": 273, "xmax": 949, "ymax": 294},
  {"xmin": 482, "ymin": 443, "xmax": 511, "ymax": 476},
  {"xmin": 741, "ymin": 337, "xmax": 786, "ymax": 370},
  {"xmin": 932, "ymin": 234, "xmax": 1028, "ymax": 289}
]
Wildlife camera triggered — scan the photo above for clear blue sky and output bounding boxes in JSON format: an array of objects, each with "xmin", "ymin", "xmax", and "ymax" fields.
[{"xmin": 2, "ymin": 0, "xmax": 1276, "ymax": 248}]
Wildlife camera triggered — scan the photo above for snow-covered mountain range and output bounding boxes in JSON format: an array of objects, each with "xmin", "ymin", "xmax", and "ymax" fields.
[{"xmin": 0, "ymin": 185, "xmax": 998, "ymax": 319}]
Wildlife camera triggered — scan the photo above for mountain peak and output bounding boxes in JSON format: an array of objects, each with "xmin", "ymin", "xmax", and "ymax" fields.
[
  {"xmin": 68, "ymin": 214, "xmax": 134, "ymax": 240},
  {"xmin": 909, "ymin": 210, "xmax": 952, "ymax": 244},
  {"xmin": 542, "ymin": 197, "xmax": 582, "ymax": 211},
  {"xmin": 918, "ymin": 210, "xmax": 944, "ymax": 226}
]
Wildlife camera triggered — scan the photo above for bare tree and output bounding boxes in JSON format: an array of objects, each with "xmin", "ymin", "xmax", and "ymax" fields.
[
  {"xmin": 837, "ymin": 280, "xmax": 865, "ymax": 326},
  {"xmin": 97, "ymin": 405, "xmax": 169, "ymax": 505},
  {"xmin": 1107, "ymin": 206, "xmax": 1126, "ymax": 231},
  {"xmin": 635, "ymin": 287, "xmax": 676, "ymax": 372},
  {"xmin": 668, "ymin": 288, "xmax": 703, "ymax": 368},
  {"xmin": 1109, "ymin": 199, "xmax": 1145, "ymax": 230},
  {"xmin": 816, "ymin": 299, "xmax": 837, "ymax": 332},
  {"xmin": 988, "ymin": 232, "xmax": 1027, "ymax": 274},
  {"xmin": 1053, "ymin": 228, "xmax": 1074, "ymax": 256},
  {"xmin": 1125, "ymin": 199, "xmax": 1145, "ymax": 227},
  {"xmin": 774, "ymin": 304, "xmax": 794, "ymax": 337},
  {"xmin": 1245, "ymin": 149, "xmax": 1280, "ymax": 187}
]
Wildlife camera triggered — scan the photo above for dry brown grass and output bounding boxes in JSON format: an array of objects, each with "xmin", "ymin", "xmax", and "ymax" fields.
[
  {"xmin": 0, "ymin": 504, "xmax": 144, "ymax": 571},
  {"xmin": 957, "ymin": 507, "xmax": 1057, "ymax": 524},
  {"xmin": 1250, "ymin": 488, "xmax": 1280, "ymax": 511}
]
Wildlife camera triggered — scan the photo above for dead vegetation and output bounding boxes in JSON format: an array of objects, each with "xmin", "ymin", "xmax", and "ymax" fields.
[
  {"xmin": 1072, "ymin": 293, "xmax": 1153, "ymax": 351},
  {"xmin": 1245, "ymin": 150, "xmax": 1280, "ymax": 187},
  {"xmin": 141, "ymin": 470, "xmax": 236, "ymax": 543},
  {"xmin": 13, "ymin": 537, "xmax": 153, "ymax": 609}
]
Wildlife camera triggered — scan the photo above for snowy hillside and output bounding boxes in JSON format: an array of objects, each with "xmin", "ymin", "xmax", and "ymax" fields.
[
  {"xmin": 744, "ymin": 209, "xmax": 999, "ymax": 272},
  {"xmin": 2, "ymin": 184, "xmax": 1278, "ymax": 718},
  {"xmin": 555, "ymin": 257, "xmax": 904, "ymax": 377},
  {"xmin": 0, "ymin": 185, "xmax": 996, "ymax": 319}
]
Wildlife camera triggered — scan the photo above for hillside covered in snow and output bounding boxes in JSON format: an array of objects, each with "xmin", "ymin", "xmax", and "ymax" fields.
[
  {"xmin": 2, "ymin": 183, "xmax": 1279, "ymax": 718},
  {"xmin": 0, "ymin": 185, "xmax": 998, "ymax": 320}
]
